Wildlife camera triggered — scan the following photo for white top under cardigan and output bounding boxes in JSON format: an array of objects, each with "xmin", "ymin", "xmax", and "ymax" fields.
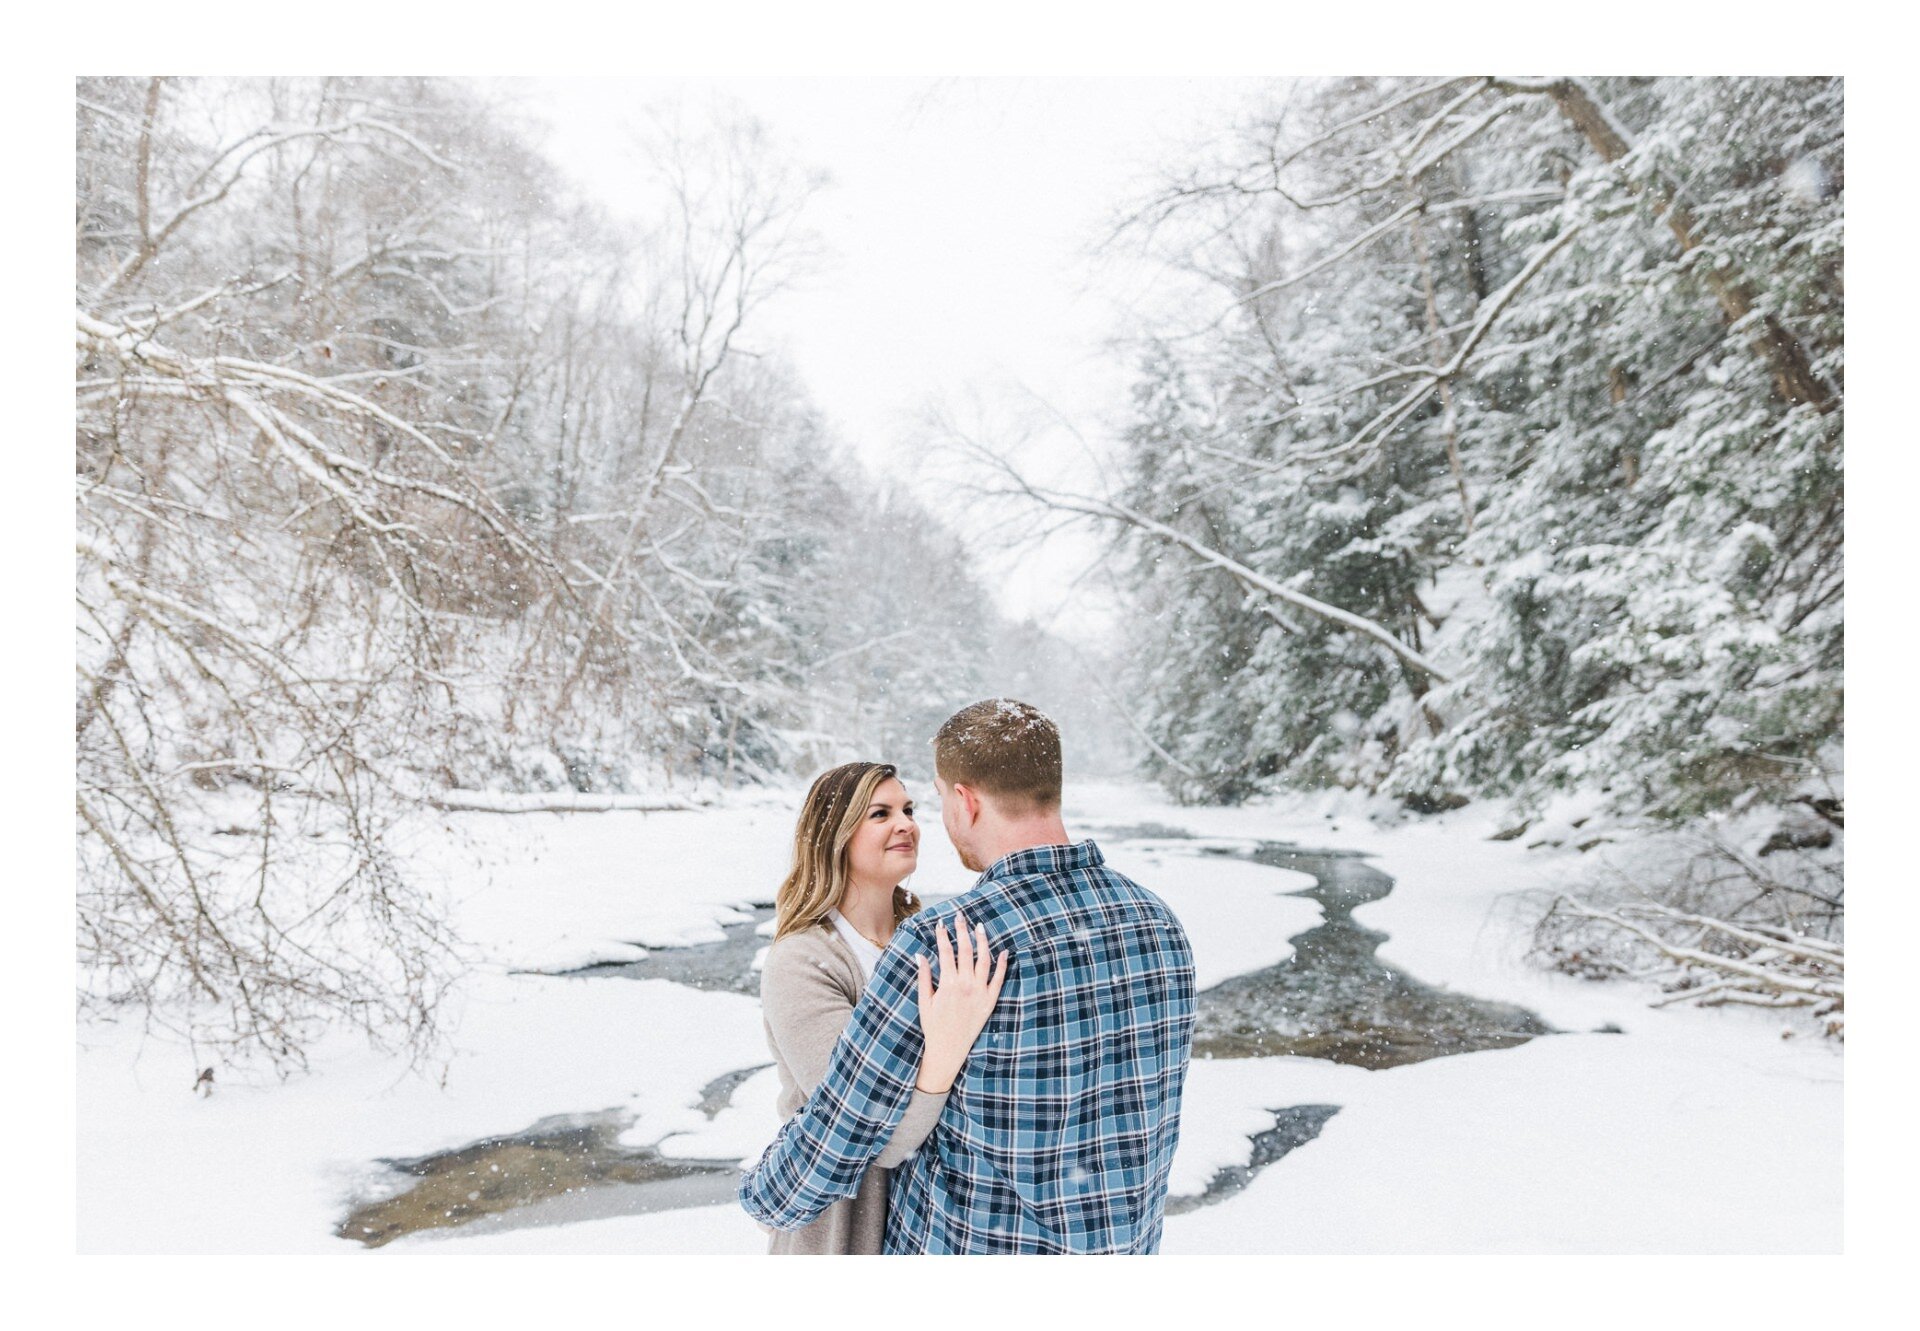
[{"xmin": 827, "ymin": 909, "xmax": 886, "ymax": 982}]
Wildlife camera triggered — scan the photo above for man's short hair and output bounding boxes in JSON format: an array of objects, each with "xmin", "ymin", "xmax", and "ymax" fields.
[{"xmin": 932, "ymin": 698, "xmax": 1062, "ymax": 811}]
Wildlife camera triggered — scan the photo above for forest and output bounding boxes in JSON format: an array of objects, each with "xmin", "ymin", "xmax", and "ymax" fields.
[{"xmin": 76, "ymin": 76, "xmax": 1842, "ymax": 1067}]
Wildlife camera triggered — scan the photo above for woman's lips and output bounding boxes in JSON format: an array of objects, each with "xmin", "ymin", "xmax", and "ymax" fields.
[{"xmin": 887, "ymin": 842, "xmax": 916, "ymax": 852}]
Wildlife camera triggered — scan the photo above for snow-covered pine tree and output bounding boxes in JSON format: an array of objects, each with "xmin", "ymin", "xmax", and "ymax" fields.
[{"xmin": 1107, "ymin": 76, "xmax": 1841, "ymax": 821}]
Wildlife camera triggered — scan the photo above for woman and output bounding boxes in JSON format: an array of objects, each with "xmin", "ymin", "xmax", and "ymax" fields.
[{"xmin": 756, "ymin": 760, "xmax": 1007, "ymax": 1254}]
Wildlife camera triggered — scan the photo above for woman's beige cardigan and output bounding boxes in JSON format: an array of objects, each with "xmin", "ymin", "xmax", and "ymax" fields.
[{"xmin": 756, "ymin": 922, "xmax": 948, "ymax": 1255}]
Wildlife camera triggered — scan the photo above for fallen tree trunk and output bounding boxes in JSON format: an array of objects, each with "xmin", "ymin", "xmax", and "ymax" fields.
[
  {"xmin": 1544, "ymin": 894, "xmax": 1843, "ymax": 1037},
  {"xmin": 427, "ymin": 791, "xmax": 703, "ymax": 815}
]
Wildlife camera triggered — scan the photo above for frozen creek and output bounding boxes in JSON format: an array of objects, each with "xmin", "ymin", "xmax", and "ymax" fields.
[{"xmin": 340, "ymin": 823, "xmax": 1562, "ymax": 1247}]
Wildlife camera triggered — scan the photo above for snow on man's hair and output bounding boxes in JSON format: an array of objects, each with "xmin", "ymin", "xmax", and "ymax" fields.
[{"xmin": 932, "ymin": 698, "xmax": 1062, "ymax": 811}]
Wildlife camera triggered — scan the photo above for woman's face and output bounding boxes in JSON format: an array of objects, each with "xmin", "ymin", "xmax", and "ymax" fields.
[{"xmin": 845, "ymin": 776, "xmax": 919, "ymax": 889}]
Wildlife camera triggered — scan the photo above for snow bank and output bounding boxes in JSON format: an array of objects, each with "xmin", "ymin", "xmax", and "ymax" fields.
[{"xmin": 78, "ymin": 782, "xmax": 1841, "ymax": 1254}]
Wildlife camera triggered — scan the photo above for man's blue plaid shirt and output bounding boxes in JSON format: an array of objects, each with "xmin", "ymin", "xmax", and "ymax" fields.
[{"xmin": 738, "ymin": 840, "xmax": 1197, "ymax": 1254}]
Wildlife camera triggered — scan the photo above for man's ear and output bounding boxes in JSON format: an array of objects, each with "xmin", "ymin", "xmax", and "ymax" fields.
[{"xmin": 953, "ymin": 781, "xmax": 982, "ymax": 823}]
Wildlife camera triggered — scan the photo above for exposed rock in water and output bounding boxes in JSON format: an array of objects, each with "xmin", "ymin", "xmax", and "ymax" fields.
[
  {"xmin": 1400, "ymin": 791, "xmax": 1471, "ymax": 815},
  {"xmin": 1760, "ymin": 806, "xmax": 1837, "ymax": 855}
]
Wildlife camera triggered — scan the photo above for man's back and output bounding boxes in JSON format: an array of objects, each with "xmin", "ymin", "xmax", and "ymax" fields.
[
  {"xmin": 738, "ymin": 838, "xmax": 1197, "ymax": 1254},
  {"xmin": 886, "ymin": 840, "xmax": 1197, "ymax": 1252}
]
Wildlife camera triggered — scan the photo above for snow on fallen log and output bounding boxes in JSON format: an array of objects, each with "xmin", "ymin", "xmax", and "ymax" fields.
[{"xmin": 427, "ymin": 790, "xmax": 703, "ymax": 814}]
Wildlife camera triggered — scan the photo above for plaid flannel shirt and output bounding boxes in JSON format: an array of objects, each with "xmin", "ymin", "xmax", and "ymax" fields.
[{"xmin": 738, "ymin": 840, "xmax": 1196, "ymax": 1254}]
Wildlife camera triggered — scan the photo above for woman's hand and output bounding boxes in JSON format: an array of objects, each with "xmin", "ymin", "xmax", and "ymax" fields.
[{"xmin": 914, "ymin": 911, "xmax": 1011, "ymax": 1093}]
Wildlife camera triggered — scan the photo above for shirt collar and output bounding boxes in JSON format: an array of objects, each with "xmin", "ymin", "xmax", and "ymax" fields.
[{"xmin": 981, "ymin": 839, "xmax": 1104, "ymax": 882}]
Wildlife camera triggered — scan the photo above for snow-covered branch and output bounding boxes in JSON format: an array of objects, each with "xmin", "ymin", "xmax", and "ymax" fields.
[
  {"xmin": 1543, "ymin": 894, "xmax": 1843, "ymax": 1036},
  {"xmin": 954, "ymin": 438, "xmax": 1453, "ymax": 686}
]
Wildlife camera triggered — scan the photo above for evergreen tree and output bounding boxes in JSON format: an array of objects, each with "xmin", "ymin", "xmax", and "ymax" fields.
[{"xmin": 1108, "ymin": 76, "xmax": 1841, "ymax": 818}]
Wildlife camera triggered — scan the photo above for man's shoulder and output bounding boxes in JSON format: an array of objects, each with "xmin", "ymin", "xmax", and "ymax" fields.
[
  {"xmin": 899, "ymin": 884, "xmax": 1006, "ymax": 938},
  {"xmin": 913, "ymin": 853, "xmax": 1188, "ymax": 950},
  {"xmin": 1035, "ymin": 852, "xmax": 1180, "ymax": 922},
  {"xmin": 896, "ymin": 875, "xmax": 1042, "ymax": 953},
  {"xmin": 1098, "ymin": 868, "xmax": 1189, "ymax": 933}
]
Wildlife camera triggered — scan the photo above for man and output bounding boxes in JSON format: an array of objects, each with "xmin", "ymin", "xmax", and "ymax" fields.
[{"xmin": 738, "ymin": 698, "xmax": 1197, "ymax": 1253}]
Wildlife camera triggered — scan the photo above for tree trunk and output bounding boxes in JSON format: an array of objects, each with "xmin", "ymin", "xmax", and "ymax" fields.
[{"xmin": 1495, "ymin": 76, "xmax": 1836, "ymax": 416}]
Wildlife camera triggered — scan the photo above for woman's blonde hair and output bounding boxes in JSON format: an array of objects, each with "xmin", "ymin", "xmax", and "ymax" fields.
[{"xmin": 774, "ymin": 761, "xmax": 922, "ymax": 941}]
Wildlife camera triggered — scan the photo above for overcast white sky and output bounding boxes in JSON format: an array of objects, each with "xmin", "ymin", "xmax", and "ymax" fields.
[{"xmin": 510, "ymin": 76, "xmax": 1271, "ymax": 643}]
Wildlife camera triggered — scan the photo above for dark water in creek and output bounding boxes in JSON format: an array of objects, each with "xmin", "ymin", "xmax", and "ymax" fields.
[
  {"xmin": 567, "ymin": 909, "xmax": 779, "ymax": 995},
  {"xmin": 1187, "ymin": 840, "xmax": 1554, "ymax": 1069},
  {"xmin": 342, "ymin": 825, "xmax": 1554, "ymax": 1246}
]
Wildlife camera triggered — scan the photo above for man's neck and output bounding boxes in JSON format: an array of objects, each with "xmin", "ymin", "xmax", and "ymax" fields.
[{"xmin": 975, "ymin": 814, "xmax": 1073, "ymax": 872}]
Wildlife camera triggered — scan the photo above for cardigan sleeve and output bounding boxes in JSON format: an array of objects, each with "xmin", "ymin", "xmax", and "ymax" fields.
[
  {"xmin": 758, "ymin": 936, "xmax": 858, "ymax": 1094},
  {"xmin": 875, "ymin": 1087, "xmax": 948, "ymax": 1168},
  {"xmin": 757, "ymin": 934, "xmax": 947, "ymax": 1171}
]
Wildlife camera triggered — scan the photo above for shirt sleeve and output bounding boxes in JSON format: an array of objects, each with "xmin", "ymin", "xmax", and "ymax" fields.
[{"xmin": 738, "ymin": 923, "xmax": 932, "ymax": 1230}]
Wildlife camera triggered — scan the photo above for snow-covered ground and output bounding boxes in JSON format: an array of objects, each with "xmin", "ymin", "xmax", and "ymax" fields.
[{"xmin": 76, "ymin": 782, "xmax": 1842, "ymax": 1254}]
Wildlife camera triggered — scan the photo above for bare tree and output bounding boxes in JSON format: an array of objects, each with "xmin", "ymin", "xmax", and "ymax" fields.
[
  {"xmin": 76, "ymin": 78, "xmax": 570, "ymax": 1067},
  {"xmin": 76, "ymin": 81, "xmax": 985, "ymax": 1068},
  {"xmin": 555, "ymin": 110, "xmax": 826, "ymax": 715}
]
